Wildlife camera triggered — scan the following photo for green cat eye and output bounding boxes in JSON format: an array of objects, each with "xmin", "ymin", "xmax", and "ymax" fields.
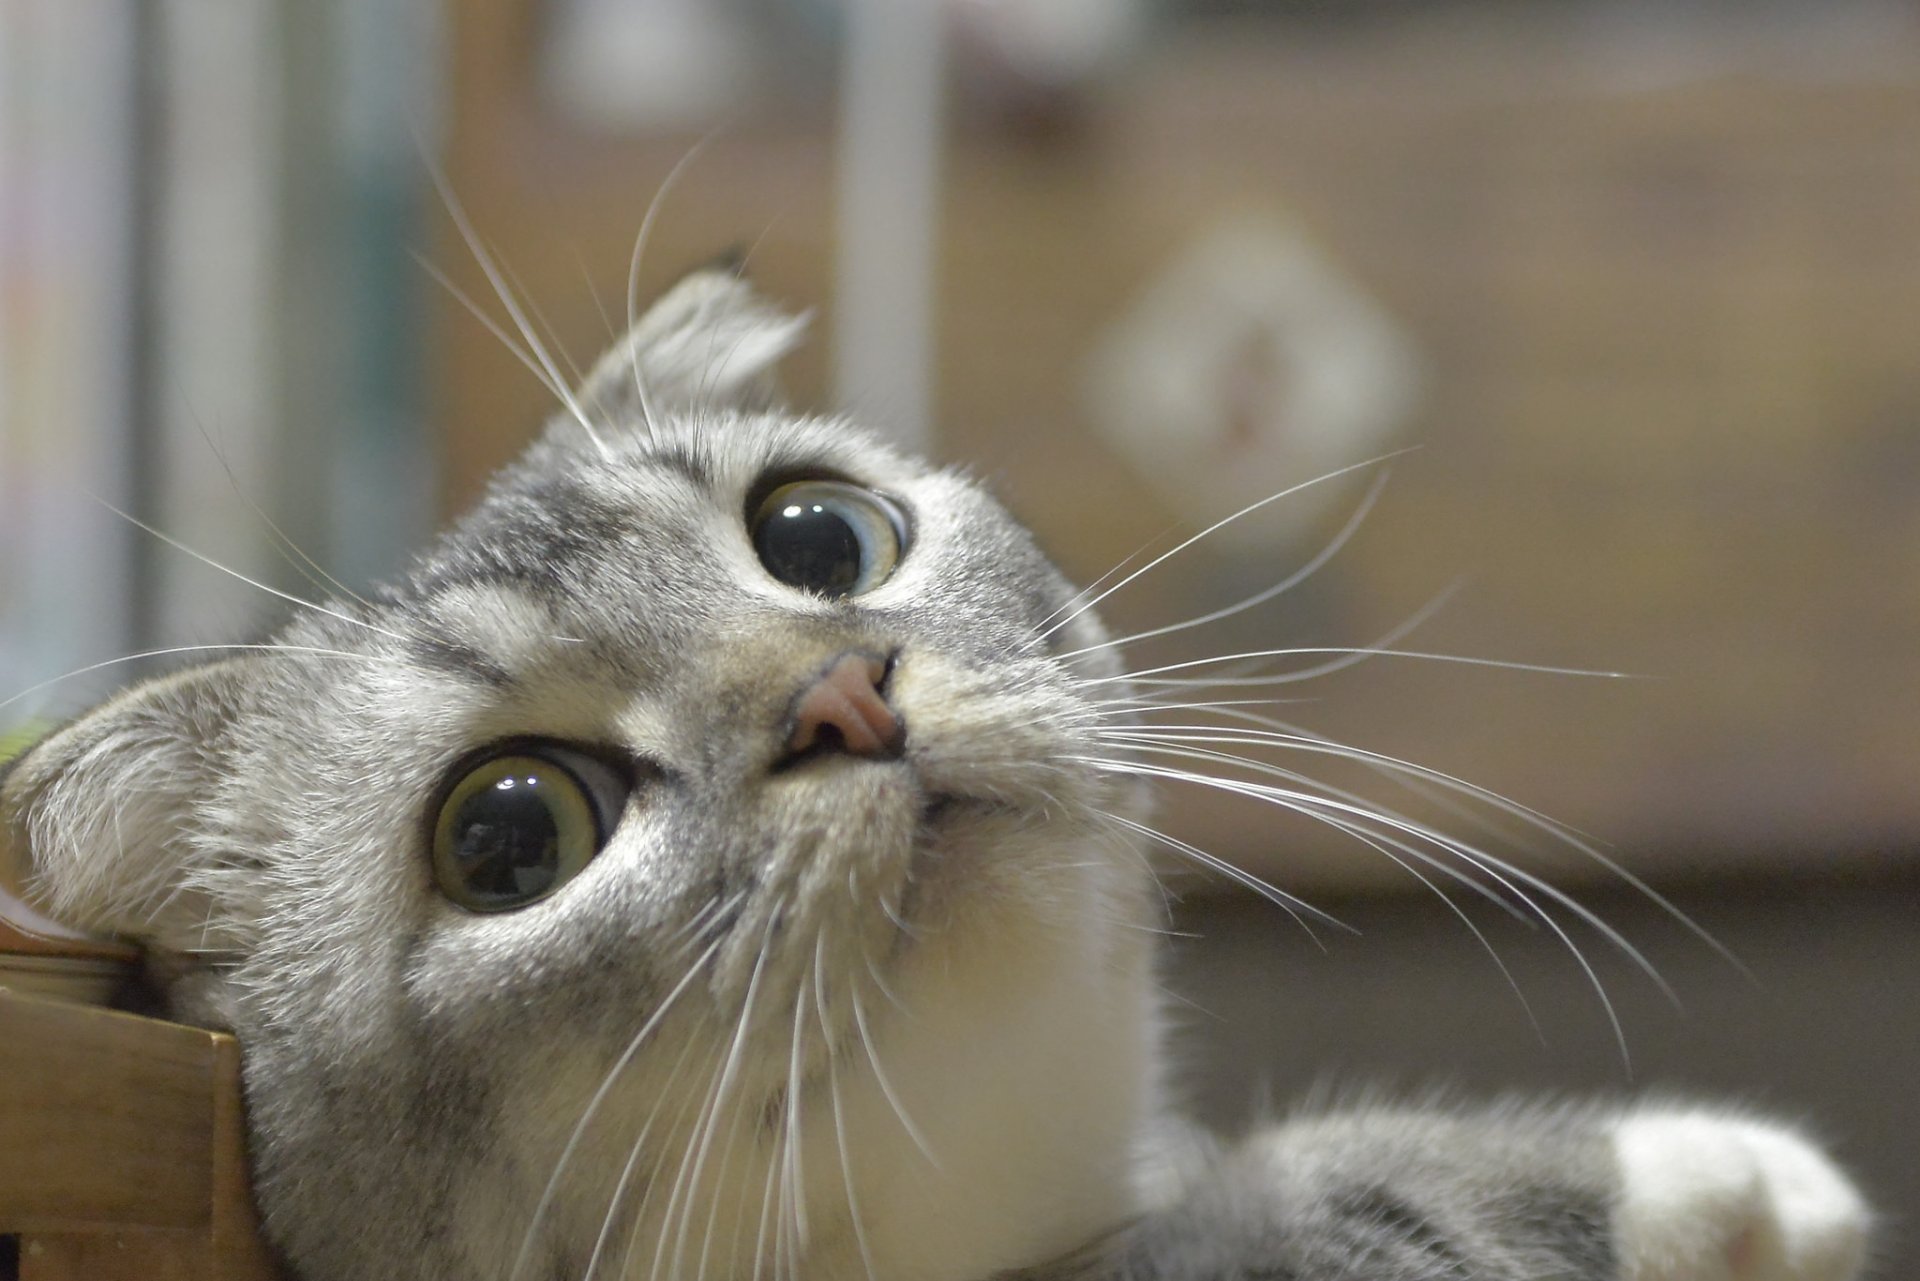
[
  {"xmin": 750, "ymin": 479, "xmax": 908, "ymax": 598},
  {"xmin": 431, "ymin": 745, "xmax": 629, "ymax": 912}
]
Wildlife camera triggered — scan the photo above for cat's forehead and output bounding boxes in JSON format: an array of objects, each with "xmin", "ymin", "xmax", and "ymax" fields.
[{"xmin": 379, "ymin": 411, "xmax": 953, "ymax": 682}]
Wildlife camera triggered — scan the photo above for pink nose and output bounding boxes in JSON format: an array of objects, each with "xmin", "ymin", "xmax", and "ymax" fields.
[{"xmin": 783, "ymin": 652, "xmax": 904, "ymax": 761}]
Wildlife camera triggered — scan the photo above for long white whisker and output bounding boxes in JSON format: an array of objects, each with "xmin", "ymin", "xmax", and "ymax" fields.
[
  {"xmin": 423, "ymin": 164, "xmax": 608, "ymax": 459},
  {"xmin": 1041, "ymin": 452, "xmax": 1414, "ymax": 642},
  {"xmin": 582, "ymin": 1033, "xmax": 703, "ymax": 1281},
  {"xmin": 86, "ymin": 495, "xmax": 409, "ymax": 643},
  {"xmin": 508, "ymin": 931, "xmax": 724, "ymax": 1281},
  {"xmin": 662, "ymin": 912, "xmax": 778, "ymax": 1281},
  {"xmin": 1108, "ymin": 643, "xmax": 1631, "ymax": 688},
  {"xmin": 1106, "ymin": 720, "xmax": 1737, "ymax": 972},
  {"xmin": 1057, "ymin": 469, "xmax": 1391, "ymax": 660},
  {"xmin": 2, "ymin": 644, "xmax": 396, "ymax": 717},
  {"xmin": 1105, "ymin": 811, "xmax": 1349, "ymax": 943},
  {"xmin": 848, "ymin": 981, "xmax": 939, "ymax": 1169},
  {"xmin": 414, "ymin": 253, "xmax": 576, "ymax": 412},
  {"xmin": 1085, "ymin": 754, "xmax": 1650, "ymax": 1067},
  {"xmin": 626, "ymin": 133, "xmax": 722, "ymax": 438},
  {"xmin": 818, "ymin": 935, "xmax": 879, "ymax": 1281},
  {"xmin": 180, "ymin": 409, "xmax": 377, "ymax": 613}
]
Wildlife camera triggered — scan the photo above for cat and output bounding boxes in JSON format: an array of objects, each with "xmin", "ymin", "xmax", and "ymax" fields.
[{"xmin": 0, "ymin": 266, "xmax": 1872, "ymax": 1281}]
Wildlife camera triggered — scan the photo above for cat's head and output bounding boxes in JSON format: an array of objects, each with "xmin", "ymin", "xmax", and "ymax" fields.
[{"xmin": 0, "ymin": 269, "xmax": 1162, "ymax": 1281}]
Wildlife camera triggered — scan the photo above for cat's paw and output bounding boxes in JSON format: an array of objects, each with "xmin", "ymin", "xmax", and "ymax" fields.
[{"xmin": 1613, "ymin": 1111, "xmax": 1870, "ymax": 1281}]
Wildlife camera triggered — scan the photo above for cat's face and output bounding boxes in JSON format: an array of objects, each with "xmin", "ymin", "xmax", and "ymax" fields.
[{"xmin": 1, "ymin": 272, "xmax": 1162, "ymax": 1281}]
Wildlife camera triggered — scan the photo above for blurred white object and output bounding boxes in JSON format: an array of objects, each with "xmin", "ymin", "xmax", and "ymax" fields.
[
  {"xmin": 541, "ymin": 0, "xmax": 760, "ymax": 129},
  {"xmin": 953, "ymin": 0, "xmax": 1146, "ymax": 90},
  {"xmin": 833, "ymin": 0, "xmax": 947, "ymax": 453},
  {"xmin": 1083, "ymin": 217, "xmax": 1423, "ymax": 552}
]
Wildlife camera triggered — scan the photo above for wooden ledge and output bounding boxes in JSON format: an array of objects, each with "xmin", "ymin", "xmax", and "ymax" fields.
[{"xmin": 0, "ymin": 991, "xmax": 281, "ymax": 1279}]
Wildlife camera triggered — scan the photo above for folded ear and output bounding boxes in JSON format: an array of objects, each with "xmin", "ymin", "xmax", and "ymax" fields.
[
  {"xmin": 1, "ymin": 659, "xmax": 255, "ymax": 954},
  {"xmin": 571, "ymin": 262, "xmax": 810, "ymax": 432}
]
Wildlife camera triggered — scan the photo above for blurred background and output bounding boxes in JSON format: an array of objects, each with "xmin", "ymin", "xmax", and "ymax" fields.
[{"xmin": 2, "ymin": 0, "xmax": 1916, "ymax": 1264}]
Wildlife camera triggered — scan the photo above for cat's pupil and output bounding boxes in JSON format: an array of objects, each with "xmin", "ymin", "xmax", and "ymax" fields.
[
  {"xmin": 757, "ymin": 501, "xmax": 864, "ymax": 595},
  {"xmin": 448, "ymin": 775, "xmax": 563, "ymax": 903}
]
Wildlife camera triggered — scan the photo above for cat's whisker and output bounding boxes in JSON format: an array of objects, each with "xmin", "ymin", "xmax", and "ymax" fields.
[
  {"xmin": 626, "ymin": 132, "xmax": 722, "ymax": 440},
  {"xmin": 1103, "ymin": 719, "xmax": 1738, "ymax": 974},
  {"xmin": 1055, "ymin": 469, "xmax": 1391, "ymax": 661},
  {"xmin": 660, "ymin": 909, "xmax": 777, "ymax": 1281},
  {"xmin": 859, "ymin": 946, "xmax": 911, "ymax": 1019},
  {"xmin": 412, "ymin": 253, "xmax": 577, "ymax": 427},
  {"xmin": 1, "ymin": 644, "xmax": 397, "ymax": 718},
  {"xmin": 818, "ymin": 936, "xmax": 881, "ymax": 1281},
  {"xmin": 423, "ymin": 162, "xmax": 610, "ymax": 460},
  {"xmin": 1039, "ymin": 452, "xmax": 1413, "ymax": 644},
  {"xmin": 776, "ymin": 969, "xmax": 812, "ymax": 1281},
  {"xmin": 1087, "ymin": 753, "xmax": 1647, "ymax": 1067},
  {"xmin": 622, "ymin": 1034, "xmax": 728, "ymax": 1281},
  {"xmin": 1107, "ymin": 643, "xmax": 1632, "ymax": 688},
  {"xmin": 850, "ymin": 978, "xmax": 940, "ymax": 1170},
  {"xmin": 650, "ymin": 1038, "xmax": 734, "ymax": 1281},
  {"xmin": 1033, "ymin": 525, "xmax": 1181, "ymax": 637},
  {"xmin": 1098, "ymin": 810, "xmax": 1350, "ymax": 944},
  {"xmin": 496, "ymin": 243, "xmax": 586, "ymax": 387},
  {"xmin": 582, "ymin": 1033, "xmax": 703, "ymax": 1281},
  {"xmin": 86, "ymin": 494, "xmax": 412, "ymax": 643},
  {"xmin": 180, "ymin": 409, "xmax": 379, "ymax": 615},
  {"xmin": 507, "ymin": 930, "xmax": 724, "ymax": 1281},
  {"xmin": 1102, "ymin": 730, "xmax": 1539, "ymax": 930}
]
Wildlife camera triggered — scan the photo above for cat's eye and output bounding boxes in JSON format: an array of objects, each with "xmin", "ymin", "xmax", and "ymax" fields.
[
  {"xmin": 431, "ymin": 744, "xmax": 630, "ymax": 912},
  {"xmin": 750, "ymin": 479, "xmax": 907, "ymax": 598}
]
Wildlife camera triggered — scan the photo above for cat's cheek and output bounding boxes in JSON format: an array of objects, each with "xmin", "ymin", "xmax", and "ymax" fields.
[{"xmin": 1611, "ymin": 1111, "xmax": 1871, "ymax": 1281}]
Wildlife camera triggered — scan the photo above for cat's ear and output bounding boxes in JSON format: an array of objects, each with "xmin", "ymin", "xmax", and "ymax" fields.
[
  {"xmin": 1, "ymin": 658, "xmax": 254, "ymax": 953},
  {"xmin": 571, "ymin": 260, "xmax": 810, "ymax": 429}
]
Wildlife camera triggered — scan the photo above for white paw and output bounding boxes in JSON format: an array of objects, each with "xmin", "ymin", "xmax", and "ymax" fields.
[{"xmin": 1613, "ymin": 1111, "xmax": 1871, "ymax": 1281}]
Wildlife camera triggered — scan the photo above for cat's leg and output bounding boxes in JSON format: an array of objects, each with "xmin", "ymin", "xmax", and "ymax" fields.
[
  {"xmin": 1613, "ymin": 1109, "xmax": 1871, "ymax": 1281},
  {"xmin": 1016, "ymin": 1104, "xmax": 1872, "ymax": 1281}
]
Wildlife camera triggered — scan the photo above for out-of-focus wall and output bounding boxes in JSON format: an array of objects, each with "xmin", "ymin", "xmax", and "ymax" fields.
[{"xmin": 438, "ymin": 0, "xmax": 1920, "ymax": 890}]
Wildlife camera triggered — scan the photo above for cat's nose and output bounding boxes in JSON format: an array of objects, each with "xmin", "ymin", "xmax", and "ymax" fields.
[{"xmin": 780, "ymin": 651, "xmax": 904, "ymax": 764}]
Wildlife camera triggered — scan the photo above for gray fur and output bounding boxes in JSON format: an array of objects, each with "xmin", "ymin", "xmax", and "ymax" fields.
[{"xmin": 0, "ymin": 270, "xmax": 1869, "ymax": 1281}]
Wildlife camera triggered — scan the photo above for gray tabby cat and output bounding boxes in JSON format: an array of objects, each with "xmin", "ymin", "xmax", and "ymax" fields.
[{"xmin": 1, "ymin": 269, "xmax": 1871, "ymax": 1281}]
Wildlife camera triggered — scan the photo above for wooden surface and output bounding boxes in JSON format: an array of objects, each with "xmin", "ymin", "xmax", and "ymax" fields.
[
  {"xmin": 0, "ymin": 992, "xmax": 281, "ymax": 1279},
  {"xmin": 437, "ymin": 6, "xmax": 1920, "ymax": 890}
]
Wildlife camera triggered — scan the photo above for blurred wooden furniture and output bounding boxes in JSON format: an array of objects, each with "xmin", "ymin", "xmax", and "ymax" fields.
[
  {"xmin": 440, "ymin": 4, "xmax": 1920, "ymax": 890},
  {"xmin": 0, "ymin": 944, "xmax": 279, "ymax": 1280}
]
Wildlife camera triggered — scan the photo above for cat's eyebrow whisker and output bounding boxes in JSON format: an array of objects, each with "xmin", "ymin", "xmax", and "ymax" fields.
[
  {"xmin": 1, "ymin": 644, "xmax": 397, "ymax": 717},
  {"xmin": 86, "ymin": 495, "xmax": 411, "ymax": 644},
  {"xmin": 1040, "ymin": 451, "xmax": 1414, "ymax": 644},
  {"xmin": 626, "ymin": 132, "xmax": 722, "ymax": 440},
  {"xmin": 415, "ymin": 254, "xmax": 577, "ymax": 413},
  {"xmin": 423, "ymin": 163, "xmax": 610, "ymax": 461},
  {"xmin": 1056, "ymin": 469, "xmax": 1391, "ymax": 660},
  {"xmin": 508, "ymin": 930, "xmax": 725, "ymax": 1281},
  {"xmin": 496, "ymin": 244, "xmax": 586, "ymax": 387}
]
